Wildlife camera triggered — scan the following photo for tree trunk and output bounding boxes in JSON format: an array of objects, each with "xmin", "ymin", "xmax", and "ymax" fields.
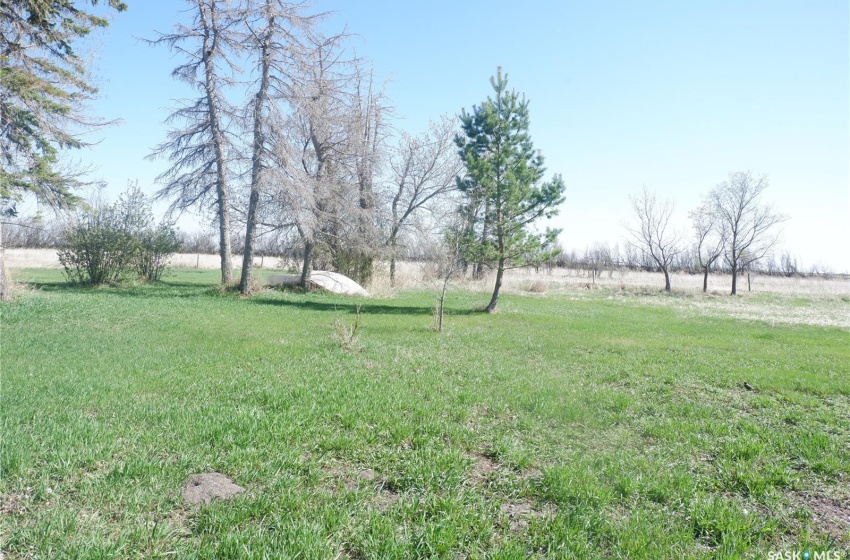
[
  {"xmin": 731, "ymin": 263, "xmax": 738, "ymax": 295},
  {"xmin": 702, "ymin": 266, "xmax": 709, "ymax": 293},
  {"xmin": 240, "ymin": 186, "xmax": 260, "ymax": 294},
  {"xmin": 485, "ymin": 258, "xmax": 505, "ymax": 313},
  {"xmin": 201, "ymin": 1, "xmax": 232, "ymax": 285},
  {"xmin": 0, "ymin": 220, "xmax": 8, "ymax": 302},
  {"xmin": 300, "ymin": 240, "xmax": 314, "ymax": 290},
  {"xmin": 216, "ymin": 194, "xmax": 233, "ymax": 285},
  {"xmin": 663, "ymin": 268, "xmax": 671, "ymax": 291},
  {"xmin": 240, "ymin": 18, "xmax": 271, "ymax": 296},
  {"xmin": 389, "ymin": 232, "xmax": 397, "ymax": 287},
  {"xmin": 747, "ymin": 272, "xmax": 752, "ymax": 292}
]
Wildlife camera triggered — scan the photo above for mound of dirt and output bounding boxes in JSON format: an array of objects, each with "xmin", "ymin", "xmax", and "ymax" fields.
[{"xmin": 182, "ymin": 473, "xmax": 244, "ymax": 505}]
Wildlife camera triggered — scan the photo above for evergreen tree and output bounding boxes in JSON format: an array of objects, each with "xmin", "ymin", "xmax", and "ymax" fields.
[
  {"xmin": 456, "ymin": 68, "xmax": 565, "ymax": 312},
  {"xmin": 0, "ymin": 0, "xmax": 126, "ymax": 300}
]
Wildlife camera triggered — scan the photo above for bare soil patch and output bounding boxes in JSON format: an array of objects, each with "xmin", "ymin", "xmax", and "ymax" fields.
[
  {"xmin": 182, "ymin": 472, "xmax": 244, "ymax": 505},
  {"xmin": 501, "ymin": 501, "xmax": 556, "ymax": 532},
  {"xmin": 793, "ymin": 491, "xmax": 850, "ymax": 542},
  {"xmin": 466, "ymin": 452, "xmax": 500, "ymax": 482}
]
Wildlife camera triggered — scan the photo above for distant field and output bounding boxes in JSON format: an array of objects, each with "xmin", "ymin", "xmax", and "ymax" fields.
[
  {"xmin": 6, "ymin": 248, "xmax": 850, "ymax": 299},
  {"xmin": 2, "ymin": 268, "xmax": 848, "ymax": 559}
]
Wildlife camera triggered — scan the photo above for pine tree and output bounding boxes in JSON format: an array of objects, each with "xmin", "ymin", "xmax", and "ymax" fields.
[
  {"xmin": 456, "ymin": 68, "xmax": 565, "ymax": 312},
  {"xmin": 0, "ymin": 0, "xmax": 126, "ymax": 300}
]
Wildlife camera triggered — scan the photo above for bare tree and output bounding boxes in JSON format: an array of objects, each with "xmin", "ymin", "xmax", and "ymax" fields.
[
  {"xmin": 583, "ymin": 243, "xmax": 612, "ymax": 285},
  {"xmin": 689, "ymin": 200, "xmax": 724, "ymax": 293},
  {"xmin": 385, "ymin": 115, "xmax": 461, "ymax": 285},
  {"xmin": 148, "ymin": 0, "xmax": 241, "ymax": 285},
  {"xmin": 267, "ymin": 31, "xmax": 387, "ymax": 289},
  {"xmin": 709, "ymin": 172, "xmax": 786, "ymax": 295},
  {"xmin": 779, "ymin": 251, "xmax": 799, "ymax": 277},
  {"xmin": 282, "ymin": 31, "xmax": 354, "ymax": 289},
  {"xmin": 342, "ymin": 68, "xmax": 388, "ymax": 285},
  {"xmin": 237, "ymin": 0, "xmax": 325, "ymax": 295},
  {"xmin": 624, "ymin": 187, "xmax": 682, "ymax": 291}
]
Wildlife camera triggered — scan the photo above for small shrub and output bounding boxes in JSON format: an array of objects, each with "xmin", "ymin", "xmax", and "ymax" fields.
[
  {"xmin": 526, "ymin": 280, "xmax": 548, "ymax": 293},
  {"xmin": 57, "ymin": 206, "xmax": 138, "ymax": 285},
  {"xmin": 136, "ymin": 223, "xmax": 181, "ymax": 282},
  {"xmin": 333, "ymin": 304, "xmax": 362, "ymax": 351}
]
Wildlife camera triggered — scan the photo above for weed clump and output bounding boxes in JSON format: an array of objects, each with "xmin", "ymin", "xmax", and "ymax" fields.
[{"xmin": 333, "ymin": 304, "xmax": 362, "ymax": 351}]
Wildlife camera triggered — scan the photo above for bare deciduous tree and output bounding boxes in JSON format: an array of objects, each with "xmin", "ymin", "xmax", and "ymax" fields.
[
  {"xmin": 624, "ymin": 187, "xmax": 682, "ymax": 291},
  {"xmin": 385, "ymin": 114, "xmax": 461, "ymax": 285},
  {"xmin": 709, "ymin": 171, "xmax": 786, "ymax": 295},
  {"xmin": 237, "ymin": 0, "xmax": 324, "ymax": 295},
  {"xmin": 269, "ymin": 31, "xmax": 387, "ymax": 289},
  {"xmin": 689, "ymin": 200, "xmax": 724, "ymax": 292},
  {"xmin": 148, "ymin": 0, "xmax": 241, "ymax": 285}
]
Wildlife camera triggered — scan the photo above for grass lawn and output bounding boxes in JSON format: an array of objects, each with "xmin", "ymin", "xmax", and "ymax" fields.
[{"xmin": 2, "ymin": 269, "xmax": 848, "ymax": 559}]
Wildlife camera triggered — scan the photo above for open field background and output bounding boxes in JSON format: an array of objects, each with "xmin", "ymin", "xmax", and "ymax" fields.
[
  {"xmin": 2, "ymin": 268, "xmax": 848, "ymax": 558},
  {"xmin": 7, "ymin": 249, "xmax": 849, "ymax": 329}
]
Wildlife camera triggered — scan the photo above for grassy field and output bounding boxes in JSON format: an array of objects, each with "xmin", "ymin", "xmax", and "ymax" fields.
[{"xmin": 2, "ymin": 269, "xmax": 849, "ymax": 559}]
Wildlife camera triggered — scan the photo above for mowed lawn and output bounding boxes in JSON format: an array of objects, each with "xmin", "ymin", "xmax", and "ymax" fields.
[{"xmin": 2, "ymin": 269, "xmax": 848, "ymax": 559}]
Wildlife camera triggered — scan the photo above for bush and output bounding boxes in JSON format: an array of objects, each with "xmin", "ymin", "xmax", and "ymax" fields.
[
  {"xmin": 137, "ymin": 223, "xmax": 181, "ymax": 282},
  {"xmin": 58, "ymin": 186, "xmax": 180, "ymax": 285}
]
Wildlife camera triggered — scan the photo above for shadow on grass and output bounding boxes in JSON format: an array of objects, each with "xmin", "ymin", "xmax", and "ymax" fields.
[
  {"xmin": 250, "ymin": 296, "xmax": 477, "ymax": 317},
  {"xmin": 24, "ymin": 280, "xmax": 215, "ymax": 298},
  {"xmin": 22, "ymin": 279, "xmax": 479, "ymax": 316}
]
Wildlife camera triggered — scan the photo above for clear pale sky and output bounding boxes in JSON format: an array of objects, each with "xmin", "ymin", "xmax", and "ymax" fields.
[{"xmin": 74, "ymin": 1, "xmax": 849, "ymax": 272}]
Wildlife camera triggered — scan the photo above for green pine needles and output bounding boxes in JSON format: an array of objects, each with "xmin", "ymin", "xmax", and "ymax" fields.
[{"xmin": 456, "ymin": 68, "xmax": 565, "ymax": 312}]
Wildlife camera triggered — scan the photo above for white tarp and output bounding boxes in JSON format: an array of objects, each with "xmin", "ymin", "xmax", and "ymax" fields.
[{"xmin": 266, "ymin": 270, "xmax": 369, "ymax": 297}]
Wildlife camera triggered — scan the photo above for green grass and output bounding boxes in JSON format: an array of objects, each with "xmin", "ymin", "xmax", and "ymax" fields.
[{"xmin": 2, "ymin": 269, "xmax": 849, "ymax": 559}]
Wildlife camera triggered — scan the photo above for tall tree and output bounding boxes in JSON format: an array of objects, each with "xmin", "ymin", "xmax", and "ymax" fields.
[
  {"xmin": 237, "ymin": 0, "xmax": 323, "ymax": 295},
  {"xmin": 456, "ymin": 68, "xmax": 565, "ymax": 313},
  {"xmin": 385, "ymin": 114, "xmax": 461, "ymax": 285},
  {"xmin": 624, "ymin": 186, "xmax": 682, "ymax": 292},
  {"xmin": 148, "ymin": 0, "xmax": 240, "ymax": 285},
  {"xmin": 345, "ymin": 69, "xmax": 386, "ymax": 286},
  {"xmin": 281, "ymin": 31, "xmax": 351, "ymax": 289},
  {"xmin": 268, "ymin": 32, "xmax": 385, "ymax": 289},
  {"xmin": 0, "ymin": 0, "xmax": 126, "ymax": 300},
  {"xmin": 709, "ymin": 171, "xmax": 786, "ymax": 295}
]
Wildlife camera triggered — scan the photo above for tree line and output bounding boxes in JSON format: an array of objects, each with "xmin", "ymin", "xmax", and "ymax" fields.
[
  {"xmin": 1, "ymin": 1, "xmax": 814, "ymax": 306},
  {"xmin": 623, "ymin": 171, "xmax": 786, "ymax": 295},
  {"xmin": 1, "ymin": 1, "xmax": 566, "ymax": 312}
]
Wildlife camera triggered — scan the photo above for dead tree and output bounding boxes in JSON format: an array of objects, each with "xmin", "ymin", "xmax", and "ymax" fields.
[
  {"xmin": 148, "ymin": 0, "xmax": 241, "ymax": 285},
  {"xmin": 238, "ymin": 0, "xmax": 325, "ymax": 294},
  {"xmin": 269, "ymin": 32, "xmax": 387, "ymax": 289}
]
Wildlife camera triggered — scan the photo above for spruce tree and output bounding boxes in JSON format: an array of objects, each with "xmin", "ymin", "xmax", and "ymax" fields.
[
  {"xmin": 456, "ymin": 68, "xmax": 565, "ymax": 312},
  {"xmin": 0, "ymin": 0, "xmax": 126, "ymax": 300}
]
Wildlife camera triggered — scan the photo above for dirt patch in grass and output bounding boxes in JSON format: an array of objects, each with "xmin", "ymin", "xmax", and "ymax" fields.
[
  {"xmin": 466, "ymin": 452, "xmax": 500, "ymax": 482},
  {"xmin": 501, "ymin": 501, "xmax": 555, "ymax": 532},
  {"xmin": 0, "ymin": 490, "xmax": 29, "ymax": 516},
  {"xmin": 519, "ymin": 466, "xmax": 543, "ymax": 480},
  {"xmin": 182, "ymin": 473, "xmax": 244, "ymax": 505},
  {"xmin": 372, "ymin": 487, "xmax": 400, "ymax": 510},
  {"xmin": 327, "ymin": 464, "xmax": 382, "ymax": 492},
  {"xmin": 794, "ymin": 491, "xmax": 850, "ymax": 541}
]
